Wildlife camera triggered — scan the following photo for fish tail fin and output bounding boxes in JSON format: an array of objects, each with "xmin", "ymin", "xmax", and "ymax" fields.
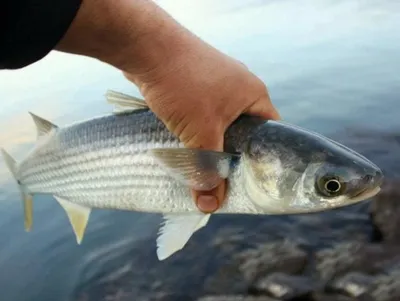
[
  {"xmin": 1, "ymin": 148, "xmax": 17, "ymax": 178},
  {"xmin": 1, "ymin": 148, "xmax": 33, "ymax": 232}
]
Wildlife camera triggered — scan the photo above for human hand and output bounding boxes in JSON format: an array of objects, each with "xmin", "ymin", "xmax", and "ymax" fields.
[{"xmin": 123, "ymin": 40, "xmax": 280, "ymax": 213}]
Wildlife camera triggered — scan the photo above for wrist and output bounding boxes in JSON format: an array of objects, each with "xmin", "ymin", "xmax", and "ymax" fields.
[
  {"xmin": 56, "ymin": 0, "xmax": 200, "ymax": 83},
  {"xmin": 111, "ymin": 1, "xmax": 207, "ymax": 86}
]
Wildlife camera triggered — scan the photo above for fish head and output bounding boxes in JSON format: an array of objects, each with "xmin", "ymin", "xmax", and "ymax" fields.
[{"xmin": 243, "ymin": 120, "xmax": 384, "ymax": 214}]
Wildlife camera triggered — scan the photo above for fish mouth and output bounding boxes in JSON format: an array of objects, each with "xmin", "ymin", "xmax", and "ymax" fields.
[
  {"xmin": 351, "ymin": 169, "xmax": 384, "ymax": 201},
  {"xmin": 350, "ymin": 186, "xmax": 381, "ymax": 203}
]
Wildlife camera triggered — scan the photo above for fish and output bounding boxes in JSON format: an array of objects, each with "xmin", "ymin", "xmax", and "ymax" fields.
[{"xmin": 1, "ymin": 90, "xmax": 384, "ymax": 260}]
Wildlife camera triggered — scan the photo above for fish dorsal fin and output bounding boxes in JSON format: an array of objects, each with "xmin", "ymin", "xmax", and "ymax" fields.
[
  {"xmin": 156, "ymin": 213, "xmax": 211, "ymax": 260},
  {"xmin": 54, "ymin": 196, "xmax": 91, "ymax": 244},
  {"xmin": 28, "ymin": 112, "xmax": 58, "ymax": 139},
  {"xmin": 149, "ymin": 148, "xmax": 238, "ymax": 191},
  {"xmin": 105, "ymin": 90, "xmax": 149, "ymax": 112}
]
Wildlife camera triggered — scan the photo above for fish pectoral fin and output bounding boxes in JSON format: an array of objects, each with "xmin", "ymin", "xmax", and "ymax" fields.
[
  {"xmin": 28, "ymin": 112, "xmax": 58, "ymax": 139},
  {"xmin": 54, "ymin": 196, "xmax": 91, "ymax": 244},
  {"xmin": 156, "ymin": 213, "xmax": 211, "ymax": 261},
  {"xmin": 105, "ymin": 90, "xmax": 149, "ymax": 112},
  {"xmin": 149, "ymin": 148, "xmax": 239, "ymax": 191}
]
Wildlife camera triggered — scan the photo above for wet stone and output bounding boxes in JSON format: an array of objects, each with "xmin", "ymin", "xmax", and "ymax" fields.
[
  {"xmin": 135, "ymin": 293, "xmax": 191, "ymax": 301},
  {"xmin": 369, "ymin": 180, "xmax": 400, "ymax": 244},
  {"xmin": 249, "ymin": 273, "xmax": 318, "ymax": 300},
  {"xmin": 315, "ymin": 242, "xmax": 368, "ymax": 280},
  {"xmin": 314, "ymin": 242, "xmax": 398, "ymax": 281},
  {"xmin": 370, "ymin": 270, "xmax": 400, "ymax": 301},
  {"xmin": 326, "ymin": 272, "xmax": 375, "ymax": 298},
  {"xmin": 312, "ymin": 292, "xmax": 367, "ymax": 301},
  {"xmin": 197, "ymin": 296, "xmax": 280, "ymax": 301},
  {"xmin": 237, "ymin": 240, "xmax": 308, "ymax": 283},
  {"xmin": 380, "ymin": 255, "xmax": 400, "ymax": 274}
]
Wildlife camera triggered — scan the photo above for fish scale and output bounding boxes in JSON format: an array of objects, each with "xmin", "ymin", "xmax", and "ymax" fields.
[
  {"xmin": 1, "ymin": 90, "xmax": 383, "ymax": 261},
  {"xmin": 17, "ymin": 110, "xmax": 255, "ymax": 214}
]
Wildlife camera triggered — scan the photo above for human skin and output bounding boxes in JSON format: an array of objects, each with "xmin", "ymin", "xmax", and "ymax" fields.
[{"xmin": 55, "ymin": 0, "xmax": 281, "ymax": 213}]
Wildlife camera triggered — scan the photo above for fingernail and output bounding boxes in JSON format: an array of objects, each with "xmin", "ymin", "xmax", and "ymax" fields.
[{"xmin": 197, "ymin": 195, "xmax": 218, "ymax": 212}]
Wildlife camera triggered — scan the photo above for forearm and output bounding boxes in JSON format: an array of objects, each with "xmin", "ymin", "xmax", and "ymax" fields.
[{"xmin": 56, "ymin": 0, "xmax": 201, "ymax": 79}]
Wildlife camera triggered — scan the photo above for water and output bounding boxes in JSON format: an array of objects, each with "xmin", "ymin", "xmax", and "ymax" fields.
[{"xmin": 0, "ymin": 1, "xmax": 399, "ymax": 300}]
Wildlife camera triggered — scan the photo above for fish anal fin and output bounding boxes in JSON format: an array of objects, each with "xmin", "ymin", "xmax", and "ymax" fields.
[{"xmin": 55, "ymin": 196, "xmax": 91, "ymax": 244}]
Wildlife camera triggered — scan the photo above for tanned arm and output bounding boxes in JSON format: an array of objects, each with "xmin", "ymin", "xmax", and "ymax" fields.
[{"xmin": 3, "ymin": 0, "xmax": 280, "ymax": 213}]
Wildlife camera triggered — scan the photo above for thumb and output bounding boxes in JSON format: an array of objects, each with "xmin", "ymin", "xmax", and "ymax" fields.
[
  {"xmin": 246, "ymin": 95, "xmax": 281, "ymax": 121},
  {"xmin": 185, "ymin": 133, "xmax": 227, "ymax": 214}
]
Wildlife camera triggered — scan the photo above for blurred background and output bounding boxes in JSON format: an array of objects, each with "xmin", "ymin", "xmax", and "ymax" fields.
[{"xmin": 0, "ymin": 1, "xmax": 399, "ymax": 300}]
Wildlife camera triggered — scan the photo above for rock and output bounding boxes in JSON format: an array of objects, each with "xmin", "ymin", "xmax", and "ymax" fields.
[
  {"xmin": 311, "ymin": 292, "xmax": 365, "ymax": 301},
  {"xmin": 370, "ymin": 270, "xmax": 400, "ymax": 301},
  {"xmin": 322, "ymin": 263, "xmax": 400, "ymax": 301},
  {"xmin": 374, "ymin": 254, "xmax": 400, "ymax": 274},
  {"xmin": 237, "ymin": 240, "xmax": 308, "ymax": 283},
  {"xmin": 135, "ymin": 293, "xmax": 191, "ymax": 301},
  {"xmin": 197, "ymin": 296, "xmax": 280, "ymax": 301},
  {"xmin": 369, "ymin": 180, "xmax": 400, "ymax": 244},
  {"xmin": 326, "ymin": 272, "xmax": 375, "ymax": 298},
  {"xmin": 315, "ymin": 242, "xmax": 400, "ymax": 281},
  {"xmin": 203, "ymin": 261, "xmax": 250, "ymax": 294},
  {"xmin": 249, "ymin": 273, "xmax": 319, "ymax": 300},
  {"xmin": 315, "ymin": 242, "xmax": 371, "ymax": 280}
]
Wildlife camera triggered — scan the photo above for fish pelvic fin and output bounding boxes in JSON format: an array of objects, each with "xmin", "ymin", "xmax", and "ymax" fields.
[
  {"xmin": 1, "ymin": 148, "xmax": 33, "ymax": 231},
  {"xmin": 54, "ymin": 196, "xmax": 91, "ymax": 244},
  {"xmin": 28, "ymin": 112, "xmax": 58, "ymax": 140},
  {"xmin": 105, "ymin": 90, "xmax": 149, "ymax": 113}
]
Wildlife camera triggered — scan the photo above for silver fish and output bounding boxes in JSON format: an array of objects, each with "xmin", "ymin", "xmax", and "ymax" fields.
[{"xmin": 1, "ymin": 90, "xmax": 383, "ymax": 260}]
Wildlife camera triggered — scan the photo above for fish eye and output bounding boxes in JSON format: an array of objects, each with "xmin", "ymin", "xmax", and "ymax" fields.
[
  {"xmin": 324, "ymin": 179, "xmax": 341, "ymax": 193},
  {"xmin": 316, "ymin": 175, "xmax": 346, "ymax": 197}
]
